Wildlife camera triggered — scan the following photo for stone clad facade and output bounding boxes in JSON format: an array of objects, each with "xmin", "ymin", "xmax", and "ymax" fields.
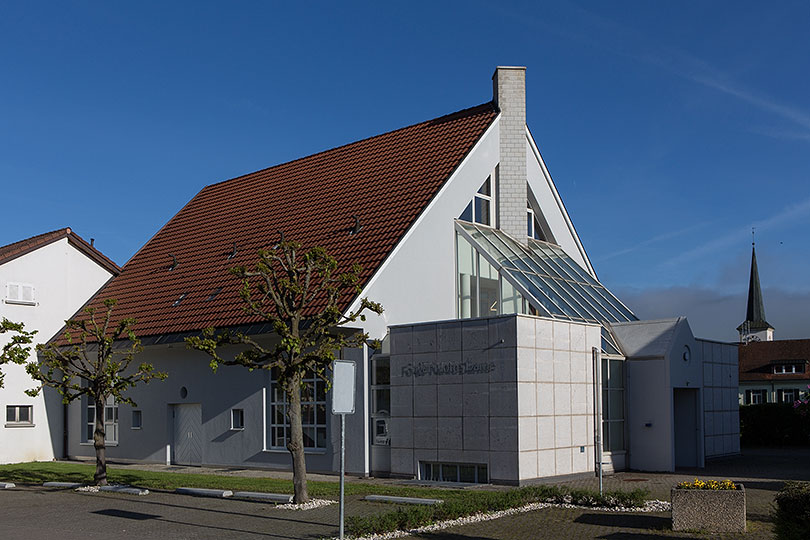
[{"xmin": 388, "ymin": 314, "xmax": 600, "ymax": 484}]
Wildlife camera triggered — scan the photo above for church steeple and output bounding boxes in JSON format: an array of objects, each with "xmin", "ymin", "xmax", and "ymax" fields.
[{"xmin": 737, "ymin": 238, "xmax": 774, "ymax": 342}]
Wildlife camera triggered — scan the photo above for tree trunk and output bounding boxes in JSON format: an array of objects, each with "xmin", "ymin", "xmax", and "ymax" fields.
[
  {"xmin": 286, "ymin": 373, "xmax": 309, "ymax": 503},
  {"xmin": 93, "ymin": 398, "xmax": 108, "ymax": 486}
]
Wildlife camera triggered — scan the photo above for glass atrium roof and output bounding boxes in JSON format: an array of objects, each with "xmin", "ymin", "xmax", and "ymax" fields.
[{"xmin": 456, "ymin": 221, "xmax": 637, "ymax": 331}]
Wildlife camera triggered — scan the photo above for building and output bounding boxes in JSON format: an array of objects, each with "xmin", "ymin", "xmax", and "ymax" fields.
[
  {"xmin": 737, "ymin": 243, "xmax": 810, "ymax": 404},
  {"xmin": 0, "ymin": 228, "xmax": 119, "ymax": 463},
  {"xmin": 59, "ymin": 67, "xmax": 738, "ymax": 483}
]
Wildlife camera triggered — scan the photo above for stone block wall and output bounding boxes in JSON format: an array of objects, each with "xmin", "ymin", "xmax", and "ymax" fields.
[
  {"xmin": 388, "ymin": 314, "xmax": 600, "ymax": 484},
  {"xmin": 699, "ymin": 339, "xmax": 741, "ymax": 457}
]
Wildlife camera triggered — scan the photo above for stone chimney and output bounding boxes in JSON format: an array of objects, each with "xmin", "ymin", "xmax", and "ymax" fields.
[{"xmin": 493, "ymin": 66, "xmax": 527, "ymax": 244}]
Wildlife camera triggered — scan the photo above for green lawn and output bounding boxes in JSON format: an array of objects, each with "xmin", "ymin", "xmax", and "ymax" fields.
[{"xmin": 0, "ymin": 461, "xmax": 463, "ymax": 499}]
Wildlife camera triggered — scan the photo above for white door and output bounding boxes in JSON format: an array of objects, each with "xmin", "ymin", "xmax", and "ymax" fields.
[{"xmin": 172, "ymin": 404, "xmax": 202, "ymax": 466}]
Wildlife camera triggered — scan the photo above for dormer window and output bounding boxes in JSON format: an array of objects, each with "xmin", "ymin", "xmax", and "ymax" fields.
[{"xmin": 459, "ymin": 176, "xmax": 493, "ymax": 226}]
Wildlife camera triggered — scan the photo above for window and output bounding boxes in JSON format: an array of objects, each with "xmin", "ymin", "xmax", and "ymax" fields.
[
  {"xmin": 6, "ymin": 405, "xmax": 33, "ymax": 425},
  {"xmin": 601, "ymin": 357, "xmax": 625, "ymax": 452},
  {"xmin": 778, "ymin": 388, "xmax": 799, "ymax": 404},
  {"xmin": 421, "ymin": 462, "xmax": 488, "ymax": 484},
  {"xmin": 131, "ymin": 410, "xmax": 142, "ymax": 429},
  {"xmin": 773, "ymin": 364, "xmax": 804, "ymax": 374},
  {"xmin": 745, "ymin": 389, "xmax": 766, "ymax": 405},
  {"xmin": 269, "ymin": 370, "xmax": 326, "ymax": 450},
  {"xmin": 231, "ymin": 408, "xmax": 245, "ymax": 430},
  {"xmin": 456, "ymin": 232, "xmax": 530, "ymax": 319},
  {"xmin": 459, "ymin": 176, "xmax": 494, "ymax": 226},
  {"xmin": 527, "ymin": 204, "xmax": 545, "ymax": 240},
  {"xmin": 86, "ymin": 396, "xmax": 118, "ymax": 443},
  {"xmin": 5, "ymin": 282, "xmax": 36, "ymax": 305},
  {"xmin": 371, "ymin": 355, "xmax": 390, "ymax": 446}
]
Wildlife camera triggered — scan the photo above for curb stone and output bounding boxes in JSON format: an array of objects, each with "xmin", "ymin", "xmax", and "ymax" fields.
[{"xmin": 176, "ymin": 487, "xmax": 233, "ymax": 498}]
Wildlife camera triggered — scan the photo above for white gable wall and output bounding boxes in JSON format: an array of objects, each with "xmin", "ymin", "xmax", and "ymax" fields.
[
  {"xmin": 0, "ymin": 237, "xmax": 114, "ymax": 463},
  {"xmin": 349, "ymin": 117, "xmax": 501, "ymax": 339}
]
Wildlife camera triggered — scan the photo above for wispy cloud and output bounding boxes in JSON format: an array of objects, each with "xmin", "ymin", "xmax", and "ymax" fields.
[
  {"xmin": 659, "ymin": 197, "xmax": 810, "ymax": 268},
  {"xmin": 594, "ymin": 220, "xmax": 712, "ymax": 262}
]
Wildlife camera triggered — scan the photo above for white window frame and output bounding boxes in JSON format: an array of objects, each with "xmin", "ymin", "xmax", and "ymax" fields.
[
  {"xmin": 459, "ymin": 176, "xmax": 495, "ymax": 227},
  {"xmin": 5, "ymin": 282, "xmax": 36, "ymax": 305},
  {"xmin": 230, "ymin": 408, "xmax": 245, "ymax": 430},
  {"xmin": 86, "ymin": 396, "xmax": 118, "ymax": 444},
  {"xmin": 269, "ymin": 370, "xmax": 327, "ymax": 450},
  {"xmin": 6, "ymin": 405, "xmax": 34, "ymax": 426}
]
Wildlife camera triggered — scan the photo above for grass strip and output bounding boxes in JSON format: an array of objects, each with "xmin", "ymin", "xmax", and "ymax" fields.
[{"xmin": 346, "ymin": 484, "xmax": 649, "ymax": 536}]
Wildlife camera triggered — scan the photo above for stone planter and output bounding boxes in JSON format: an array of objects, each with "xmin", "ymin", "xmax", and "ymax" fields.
[{"xmin": 671, "ymin": 484, "xmax": 746, "ymax": 532}]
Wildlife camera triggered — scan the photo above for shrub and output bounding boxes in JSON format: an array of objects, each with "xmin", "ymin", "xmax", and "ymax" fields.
[
  {"xmin": 774, "ymin": 481, "xmax": 810, "ymax": 540},
  {"xmin": 346, "ymin": 484, "xmax": 649, "ymax": 536},
  {"xmin": 740, "ymin": 403, "xmax": 810, "ymax": 446}
]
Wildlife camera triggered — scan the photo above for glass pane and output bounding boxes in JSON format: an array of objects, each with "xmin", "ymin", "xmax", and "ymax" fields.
[
  {"xmin": 478, "ymin": 253, "xmax": 499, "ymax": 316},
  {"xmin": 302, "ymin": 405, "xmax": 314, "ymax": 425},
  {"xmin": 478, "ymin": 176, "xmax": 491, "ymax": 196},
  {"xmin": 374, "ymin": 389, "xmax": 390, "ymax": 415},
  {"xmin": 316, "ymin": 428, "xmax": 326, "ymax": 448},
  {"xmin": 6, "ymin": 407, "xmax": 14, "ymax": 422},
  {"xmin": 527, "ymin": 212, "xmax": 533, "ymax": 237},
  {"xmin": 459, "ymin": 201, "xmax": 473, "ymax": 222},
  {"xmin": 87, "ymin": 407, "xmax": 95, "ymax": 423},
  {"xmin": 18, "ymin": 406, "xmax": 29, "ymax": 423},
  {"xmin": 441, "ymin": 464, "xmax": 457, "ymax": 482},
  {"xmin": 87, "ymin": 424, "xmax": 94, "ymax": 441},
  {"xmin": 459, "ymin": 465, "xmax": 476, "ymax": 483},
  {"xmin": 609, "ymin": 360, "xmax": 624, "ymax": 389},
  {"xmin": 316, "ymin": 381, "xmax": 326, "ymax": 402},
  {"xmin": 601, "ymin": 358, "xmax": 608, "ymax": 388},
  {"xmin": 533, "ymin": 218, "xmax": 543, "ymax": 240},
  {"xmin": 457, "ymin": 233, "xmax": 477, "ymax": 318},
  {"xmin": 302, "ymin": 383, "xmax": 314, "ymax": 401},
  {"xmin": 274, "ymin": 406, "xmax": 285, "ymax": 424},
  {"xmin": 500, "ymin": 277, "xmax": 523, "ymax": 315},
  {"xmin": 474, "ymin": 196, "xmax": 490, "ymax": 225},
  {"xmin": 374, "ymin": 357, "xmax": 390, "ymax": 385},
  {"xmin": 303, "ymin": 427, "xmax": 315, "ymax": 448},
  {"xmin": 609, "ymin": 421, "xmax": 625, "ymax": 451},
  {"xmin": 274, "ymin": 427, "xmax": 286, "ymax": 447},
  {"xmin": 477, "ymin": 465, "xmax": 488, "ymax": 483},
  {"xmin": 132, "ymin": 411, "xmax": 142, "ymax": 428},
  {"xmin": 316, "ymin": 404, "xmax": 326, "ymax": 424},
  {"xmin": 608, "ymin": 390, "xmax": 624, "ymax": 421},
  {"xmin": 430, "ymin": 464, "xmax": 441, "ymax": 481},
  {"xmin": 105, "ymin": 407, "xmax": 114, "ymax": 422}
]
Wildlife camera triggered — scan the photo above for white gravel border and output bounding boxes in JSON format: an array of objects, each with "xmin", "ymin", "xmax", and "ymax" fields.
[
  {"xmin": 341, "ymin": 499, "xmax": 671, "ymax": 540},
  {"xmin": 276, "ymin": 498, "xmax": 336, "ymax": 510}
]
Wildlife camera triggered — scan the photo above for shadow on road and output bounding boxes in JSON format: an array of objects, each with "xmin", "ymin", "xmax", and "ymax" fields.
[{"xmin": 574, "ymin": 513, "xmax": 669, "ymax": 530}]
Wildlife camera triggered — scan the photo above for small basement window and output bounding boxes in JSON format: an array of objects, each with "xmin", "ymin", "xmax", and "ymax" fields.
[
  {"xmin": 421, "ymin": 462, "xmax": 488, "ymax": 484},
  {"xmin": 5, "ymin": 282, "xmax": 36, "ymax": 305},
  {"xmin": 231, "ymin": 408, "xmax": 244, "ymax": 430},
  {"xmin": 6, "ymin": 405, "xmax": 33, "ymax": 426},
  {"xmin": 131, "ymin": 410, "xmax": 142, "ymax": 429}
]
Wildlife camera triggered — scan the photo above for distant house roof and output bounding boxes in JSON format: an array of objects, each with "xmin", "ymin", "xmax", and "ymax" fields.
[
  {"xmin": 74, "ymin": 102, "xmax": 499, "ymax": 340},
  {"xmin": 739, "ymin": 339, "xmax": 810, "ymax": 381},
  {"xmin": 0, "ymin": 228, "xmax": 120, "ymax": 275}
]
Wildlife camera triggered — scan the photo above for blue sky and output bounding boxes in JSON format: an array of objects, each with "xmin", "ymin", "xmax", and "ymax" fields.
[{"xmin": 1, "ymin": 1, "xmax": 808, "ymax": 340}]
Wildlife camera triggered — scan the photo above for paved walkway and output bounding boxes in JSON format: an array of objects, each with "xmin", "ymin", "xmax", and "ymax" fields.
[{"xmin": 2, "ymin": 447, "xmax": 807, "ymax": 539}]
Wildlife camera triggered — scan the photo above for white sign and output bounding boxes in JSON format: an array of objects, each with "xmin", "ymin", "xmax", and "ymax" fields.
[{"xmin": 332, "ymin": 360, "xmax": 356, "ymax": 415}]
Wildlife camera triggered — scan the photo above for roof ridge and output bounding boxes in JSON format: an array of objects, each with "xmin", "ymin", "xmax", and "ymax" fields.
[{"xmin": 203, "ymin": 101, "xmax": 497, "ymax": 191}]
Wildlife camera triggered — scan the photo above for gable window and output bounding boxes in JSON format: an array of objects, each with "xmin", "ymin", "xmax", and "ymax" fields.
[
  {"xmin": 773, "ymin": 363, "xmax": 804, "ymax": 374},
  {"xmin": 5, "ymin": 282, "xmax": 36, "ymax": 305},
  {"xmin": 231, "ymin": 408, "xmax": 245, "ymax": 430},
  {"xmin": 6, "ymin": 405, "xmax": 33, "ymax": 426},
  {"xmin": 459, "ymin": 176, "xmax": 493, "ymax": 226},
  {"xmin": 527, "ymin": 205, "xmax": 545, "ymax": 240},
  {"xmin": 269, "ymin": 370, "xmax": 326, "ymax": 450},
  {"xmin": 86, "ymin": 396, "xmax": 118, "ymax": 444}
]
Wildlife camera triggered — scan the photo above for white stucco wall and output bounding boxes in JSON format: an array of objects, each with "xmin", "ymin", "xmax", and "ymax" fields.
[{"xmin": 0, "ymin": 237, "xmax": 114, "ymax": 463}]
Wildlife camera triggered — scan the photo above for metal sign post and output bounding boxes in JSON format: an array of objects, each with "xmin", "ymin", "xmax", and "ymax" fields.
[{"xmin": 332, "ymin": 360, "xmax": 356, "ymax": 540}]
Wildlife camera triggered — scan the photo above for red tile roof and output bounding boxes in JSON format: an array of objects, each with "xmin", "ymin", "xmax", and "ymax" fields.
[
  {"xmin": 739, "ymin": 339, "xmax": 810, "ymax": 381},
  {"xmin": 74, "ymin": 102, "xmax": 498, "ymax": 339},
  {"xmin": 0, "ymin": 228, "xmax": 120, "ymax": 275}
]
